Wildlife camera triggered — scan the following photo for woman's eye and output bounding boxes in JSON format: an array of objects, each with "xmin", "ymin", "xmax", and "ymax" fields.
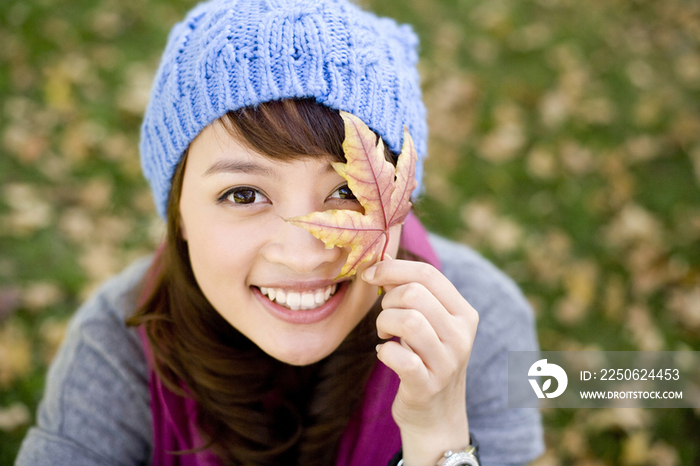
[
  {"xmin": 222, "ymin": 187, "xmax": 268, "ymax": 205},
  {"xmin": 330, "ymin": 185, "xmax": 357, "ymax": 201}
]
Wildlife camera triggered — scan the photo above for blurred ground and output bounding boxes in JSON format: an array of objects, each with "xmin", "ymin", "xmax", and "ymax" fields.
[{"xmin": 1, "ymin": 0, "xmax": 699, "ymax": 464}]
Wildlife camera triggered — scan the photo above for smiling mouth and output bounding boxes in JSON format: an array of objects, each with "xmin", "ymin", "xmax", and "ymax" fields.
[{"xmin": 257, "ymin": 284, "xmax": 340, "ymax": 310}]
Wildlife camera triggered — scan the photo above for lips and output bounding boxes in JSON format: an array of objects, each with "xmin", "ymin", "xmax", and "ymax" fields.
[
  {"xmin": 258, "ymin": 284, "xmax": 339, "ymax": 310},
  {"xmin": 253, "ymin": 280, "xmax": 350, "ymax": 325}
]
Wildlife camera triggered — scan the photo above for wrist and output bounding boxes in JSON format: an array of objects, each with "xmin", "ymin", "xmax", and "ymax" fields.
[
  {"xmin": 398, "ymin": 424, "xmax": 471, "ymax": 466},
  {"xmin": 435, "ymin": 444, "xmax": 479, "ymax": 466},
  {"xmin": 390, "ymin": 433, "xmax": 480, "ymax": 466}
]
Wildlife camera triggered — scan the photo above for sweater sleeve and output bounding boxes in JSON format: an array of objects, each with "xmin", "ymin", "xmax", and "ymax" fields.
[
  {"xmin": 15, "ymin": 258, "xmax": 153, "ymax": 466},
  {"xmin": 430, "ymin": 235, "xmax": 545, "ymax": 466}
]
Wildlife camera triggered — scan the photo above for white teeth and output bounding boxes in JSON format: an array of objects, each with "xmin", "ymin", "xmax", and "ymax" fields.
[
  {"xmin": 286, "ymin": 292, "xmax": 301, "ymax": 310},
  {"xmin": 300, "ymin": 292, "xmax": 315, "ymax": 309},
  {"xmin": 259, "ymin": 284, "xmax": 339, "ymax": 310}
]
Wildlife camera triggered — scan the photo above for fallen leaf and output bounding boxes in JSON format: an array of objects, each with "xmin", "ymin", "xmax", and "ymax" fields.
[
  {"xmin": 528, "ymin": 450, "xmax": 558, "ymax": 466},
  {"xmin": 0, "ymin": 322, "xmax": 32, "ymax": 388},
  {"xmin": 622, "ymin": 431, "xmax": 652, "ymax": 466},
  {"xmin": 40, "ymin": 318, "xmax": 69, "ymax": 364},
  {"xmin": 560, "ymin": 426, "xmax": 587, "ymax": 457},
  {"xmin": 604, "ymin": 203, "xmax": 663, "ymax": 249},
  {"xmin": 675, "ymin": 53, "xmax": 700, "ymax": 85},
  {"xmin": 79, "ymin": 242, "xmax": 121, "ymax": 283},
  {"xmin": 22, "ymin": 281, "xmax": 64, "ymax": 312},
  {"xmin": 527, "ymin": 147, "xmax": 557, "ymax": 180},
  {"xmin": 667, "ymin": 286, "xmax": 700, "ymax": 332},
  {"xmin": 286, "ymin": 111, "xmax": 417, "ymax": 278},
  {"xmin": 478, "ymin": 122, "xmax": 525, "ymax": 163},
  {"xmin": 0, "ymin": 287, "xmax": 22, "ymax": 322},
  {"xmin": 539, "ymin": 90, "xmax": 570, "ymax": 128},
  {"xmin": 648, "ymin": 441, "xmax": 681, "ymax": 466},
  {"xmin": 117, "ymin": 62, "xmax": 156, "ymax": 115},
  {"xmin": 626, "ymin": 304, "xmax": 665, "ymax": 351},
  {"xmin": 1, "ymin": 183, "xmax": 54, "ymax": 235},
  {"xmin": 0, "ymin": 402, "xmax": 31, "ymax": 432},
  {"xmin": 560, "ymin": 140, "xmax": 595, "ymax": 175}
]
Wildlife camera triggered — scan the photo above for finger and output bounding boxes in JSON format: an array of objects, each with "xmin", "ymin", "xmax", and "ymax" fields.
[
  {"xmin": 376, "ymin": 308, "xmax": 450, "ymax": 376},
  {"xmin": 363, "ymin": 259, "xmax": 474, "ymax": 318},
  {"xmin": 380, "ymin": 282, "xmax": 455, "ymax": 341},
  {"xmin": 380, "ymin": 289, "xmax": 473, "ymax": 378},
  {"xmin": 372, "ymin": 254, "xmax": 399, "ymax": 294},
  {"xmin": 376, "ymin": 339, "xmax": 430, "ymax": 390}
]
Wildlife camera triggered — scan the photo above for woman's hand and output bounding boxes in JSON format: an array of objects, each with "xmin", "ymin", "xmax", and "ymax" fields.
[{"xmin": 362, "ymin": 257, "xmax": 479, "ymax": 466}]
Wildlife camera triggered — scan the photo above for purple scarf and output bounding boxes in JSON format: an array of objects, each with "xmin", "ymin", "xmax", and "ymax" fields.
[{"xmin": 139, "ymin": 212, "xmax": 440, "ymax": 466}]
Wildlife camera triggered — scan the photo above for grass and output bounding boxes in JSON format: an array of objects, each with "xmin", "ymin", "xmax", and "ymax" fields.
[{"xmin": 1, "ymin": 0, "xmax": 699, "ymax": 464}]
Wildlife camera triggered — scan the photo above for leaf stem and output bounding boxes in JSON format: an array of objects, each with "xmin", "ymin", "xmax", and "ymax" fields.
[
  {"xmin": 376, "ymin": 232, "xmax": 390, "ymax": 296},
  {"xmin": 380, "ymin": 232, "xmax": 389, "ymax": 262}
]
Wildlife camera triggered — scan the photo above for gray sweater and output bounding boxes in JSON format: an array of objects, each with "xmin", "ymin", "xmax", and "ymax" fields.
[{"xmin": 16, "ymin": 235, "xmax": 544, "ymax": 465}]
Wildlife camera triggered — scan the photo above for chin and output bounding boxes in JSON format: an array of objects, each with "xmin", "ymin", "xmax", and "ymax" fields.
[{"xmin": 267, "ymin": 339, "xmax": 339, "ymax": 366}]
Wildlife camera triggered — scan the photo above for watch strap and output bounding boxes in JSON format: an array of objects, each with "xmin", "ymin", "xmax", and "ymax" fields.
[
  {"xmin": 386, "ymin": 433, "xmax": 480, "ymax": 466},
  {"xmin": 435, "ymin": 445, "xmax": 480, "ymax": 466}
]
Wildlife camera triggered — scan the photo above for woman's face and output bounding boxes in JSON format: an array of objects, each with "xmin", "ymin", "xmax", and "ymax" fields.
[{"xmin": 179, "ymin": 120, "xmax": 401, "ymax": 366}]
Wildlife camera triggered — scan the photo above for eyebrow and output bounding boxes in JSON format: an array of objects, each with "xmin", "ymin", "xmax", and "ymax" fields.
[{"xmin": 203, "ymin": 159, "xmax": 279, "ymax": 179}]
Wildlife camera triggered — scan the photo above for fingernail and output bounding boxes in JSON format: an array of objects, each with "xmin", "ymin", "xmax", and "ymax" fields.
[
  {"xmin": 375, "ymin": 343, "xmax": 383, "ymax": 352},
  {"xmin": 383, "ymin": 254, "xmax": 393, "ymax": 261},
  {"xmin": 362, "ymin": 265, "xmax": 376, "ymax": 281}
]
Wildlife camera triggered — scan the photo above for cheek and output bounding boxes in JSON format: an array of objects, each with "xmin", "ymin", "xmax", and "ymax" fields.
[
  {"xmin": 385, "ymin": 224, "xmax": 402, "ymax": 258},
  {"xmin": 184, "ymin": 223, "xmax": 262, "ymax": 325},
  {"xmin": 179, "ymin": 194, "xmax": 263, "ymax": 271},
  {"xmin": 187, "ymin": 222, "xmax": 259, "ymax": 273},
  {"xmin": 181, "ymin": 213, "xmax": 267, "ymax": 299}
]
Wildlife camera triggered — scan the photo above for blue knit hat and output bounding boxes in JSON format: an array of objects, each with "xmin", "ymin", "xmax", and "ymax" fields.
[{"xmin": 140, "ymin": 0, "xmax": 428, "ymax": 218}]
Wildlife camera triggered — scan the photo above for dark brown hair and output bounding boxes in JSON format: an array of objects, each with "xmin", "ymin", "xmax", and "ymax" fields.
[{"xmin": 128, "ymin": 99, "xmax": 404, "ymax": 465}]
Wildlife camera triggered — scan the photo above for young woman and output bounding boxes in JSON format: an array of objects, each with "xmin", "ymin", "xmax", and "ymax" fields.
[{"xmin": 16, "ymin": 1, "xmax": 543, "ymax": 465}]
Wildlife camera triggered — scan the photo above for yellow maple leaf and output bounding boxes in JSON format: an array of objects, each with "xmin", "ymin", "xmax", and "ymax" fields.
[{"xmin": 286, "ymin": 111, "xmax": 417, "ymax": 278}]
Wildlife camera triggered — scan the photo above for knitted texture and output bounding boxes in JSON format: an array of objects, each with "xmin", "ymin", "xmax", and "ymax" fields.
[{"xmin": 140, "ymin": 0, "xmax": 428, "ymax": 218}]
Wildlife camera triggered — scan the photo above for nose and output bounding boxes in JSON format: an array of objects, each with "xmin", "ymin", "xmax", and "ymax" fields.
[{"xmin": 261, "ymin": 217, "xmax": 344, "ymax": 275}]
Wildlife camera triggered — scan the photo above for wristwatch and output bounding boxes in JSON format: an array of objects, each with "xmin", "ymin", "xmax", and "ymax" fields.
[
  {"xmin": 435, "ymin": 445, "xmax": 480, "ymax": 466},
  {"xmin": 393, "ymin": 435, "xmax": 480, "ymax": 466}
]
